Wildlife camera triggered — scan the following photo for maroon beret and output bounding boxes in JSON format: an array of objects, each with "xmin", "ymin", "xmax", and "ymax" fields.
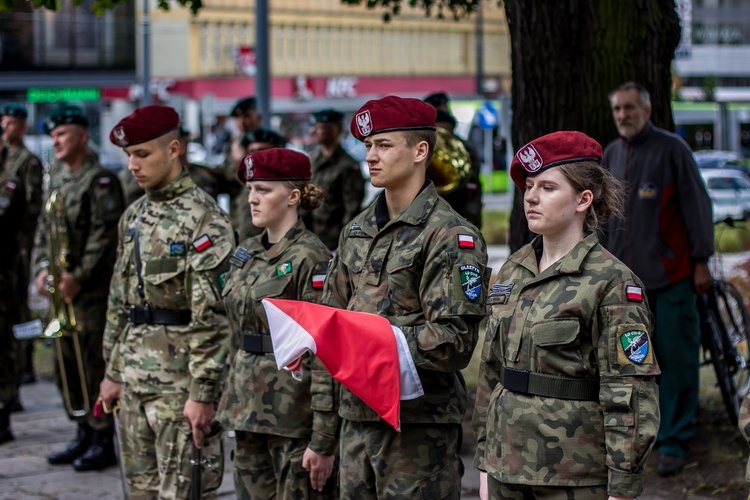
[
  {"xmin": 109, "ymin": 105, "xmax": 179, "ymax": 147},
  {"xmin": 510, "ymin": 131, "xmax": 603, "ymax": 189},
  {"xmin": 350, "ymin": 95, "xmax": 436, "ymax": 142},
  {"xmin": 237, "ymin": 148, "xmax": 311, "ymax": 183}
]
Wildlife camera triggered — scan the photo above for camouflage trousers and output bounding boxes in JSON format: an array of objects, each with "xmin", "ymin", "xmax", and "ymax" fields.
[
  {"xmin": 0, "ymin": 308, "xmax": 19, "ymax": 410},
  {"xmin": 233, "ymin": 430, "xmax": 337, "ymax": 500},
  {"xmin": 487, "ymin": 476, "xmax": 608, "ymax": 499},
  {"xmin": 340, "ymin": 420, "xmax": 461, "ymax": 499},
  {"xmin": 119, "ymin": 390, "xmax": 224, "ymax": 500}
]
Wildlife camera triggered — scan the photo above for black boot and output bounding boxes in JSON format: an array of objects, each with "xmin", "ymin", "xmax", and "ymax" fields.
[
  {"xmin": 72, "ymin": 427, "xmax": 117, "ymax": 472},
  {"xmin": 48, "ymin": 423, "xmax": 93, "ymax": 465},
  {"xmin": 0, "ymin": 409, "xmax": 13, "ymax": 445}
]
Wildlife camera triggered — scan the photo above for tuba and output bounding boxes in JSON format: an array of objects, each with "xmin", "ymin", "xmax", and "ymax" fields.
[
  {"xmin": 427, "ymin": 127, "xmax": 472, "ymax": 194},
  {"xmin": 41, "ymin": 190, "xmax": 90, "ymax": 418}
]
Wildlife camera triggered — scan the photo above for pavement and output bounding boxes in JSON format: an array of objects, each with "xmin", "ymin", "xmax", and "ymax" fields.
[{"xmin": 2, "ymin": 245, "xmax": 744, "ymax": 500}]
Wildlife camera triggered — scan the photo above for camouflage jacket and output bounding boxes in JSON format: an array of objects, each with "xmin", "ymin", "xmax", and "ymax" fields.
[
  {"xmin": 739, "ymin": 392, "xmax": 750, "ymax": 481},
  {"xmin": 472, "ymin": 234, "xmax": 660, "ymax": 498},
  {"xmin": 323, "ymin": 181, "xmax": 489, "ymax": 425},
  {"xmin": 0, "ymin": 171, "xmax": 26, "ymax": 305},
  {"xmin": 307, "ymin": 144, "xmax": 365, "ymax": 250},
  {"xmin": 102, "ymin": 172, "xmax": 234, "ymax": 402},
  {"xmin": 120, "ymin": 164, "xmax": 219, "ymax": 207},
  {"xmin": 33, "ymin": 153, "xmax": 124, "ymax": 298},
  {"xmin": 3, "ymin": 144, "xmax": 43, "ymax": 257},
  {"xmin": 217, "ymin": 218, "xmax": 338, "ymax": 454}
]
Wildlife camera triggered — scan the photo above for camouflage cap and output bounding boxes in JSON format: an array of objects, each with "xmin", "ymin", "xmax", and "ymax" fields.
[
  {"xmin": 237, "ymin": 148, "xmax": 311, "ymax": 183},
  {"xmin": 230, "ymin": 97, "xmax": 257, "ymax": 117},
  {"xmin": 240, "ymin": 128, "xmax": 286, "ymax": 149},
  {"xmin": 311, "ymin": 108, "xmax": 344, "ymax": 124},
  {"xmin": 510, "ymin": 131, "xmax": 603, "ymax": 190},
  {"xmin": 350, "ymin": 95, "xmax": 436, "ymax": 142},
  {"xmin": 1, "ymin": 103, "xmax": 28, "ymax": 119},
  {"xmin": 109, "ymin": 105, "xmax": 179, "ymax": 147},
  {"xmin": 44, "ymin": 104, "xmax": 89, "ymax": 134}
]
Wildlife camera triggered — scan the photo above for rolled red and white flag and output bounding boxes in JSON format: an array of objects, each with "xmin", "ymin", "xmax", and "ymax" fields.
[{"xmin": 261, "ymin": 298, "xmax": 423, "ymax": 431}]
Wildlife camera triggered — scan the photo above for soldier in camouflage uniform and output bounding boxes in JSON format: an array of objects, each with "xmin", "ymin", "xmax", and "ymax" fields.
[
  {"xmin": 100, "ymin": 105, "xmax": 233, "ymax": 499},
  {"xmin": 472, "ymin": 132, "xmax": 660, "ymax": 499},
  {"xmin": 1, "ymin": 103, "xmax": 44, "ymax": 386},
  {"xmin": 323, "ymin": 96, "xmax": 489, "ymax": 499},
  {"xmin": 218, "ymin": 148, "xmax": 338, "ymax": 499},
  {"xmin": 33, "ymin": 104, "xmax": 125, "ymax": 471},
  {"xmin": 304, "ymin": 108, "xmax": 365, "ymax": 251},
  {"xmin": 0, "ymin": 162, "xmax": 27, "ymax": 444}
]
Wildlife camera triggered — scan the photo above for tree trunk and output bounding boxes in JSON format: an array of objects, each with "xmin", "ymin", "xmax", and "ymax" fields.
[{"xmin": 505, "ymin": 0, "xmax": 681, "ymax": 252}]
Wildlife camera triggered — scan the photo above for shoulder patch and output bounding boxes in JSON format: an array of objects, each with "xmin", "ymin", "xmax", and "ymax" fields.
[
  {"xmin": 276, "ymin": 261, "xmax": 293, "ymax": 276},
  {"xmin": 458, "ymin": 234, "xmax": 475, "ymax": 249},
  {"xmin": 4, "ymin": 181, "xmax": 17, "ymax": 192},
  {"xmin": 229, "ymin": 246, "xmax": 254, "ymax": 268},
  {"xmin": 311, "ymin": 273, "xmax": 326, "ymax": 289},
  {"xmin": 617, "ymin": 324, "xmax": 653, "ymax": 365},
  {"xmin": 170, "ymin": 242, "xmax": 187, "ymax": 257},
  {"xmin": 626, "ymin": 285, "xmax": 643, "ymax": 302},
  {"xmin": 459, "ymin": 264, "xmax": 482, "ymax": 301},
  {"xmin": 193, "ymin": 234, "xmax": 212, "ymax": 252},
  {"xmin": 98, "ymin": 177, "xmax": 112, "ymax": 187}
]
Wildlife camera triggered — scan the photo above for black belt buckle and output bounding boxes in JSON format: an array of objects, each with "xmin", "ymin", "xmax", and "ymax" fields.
[{"xmin": 503, "ymin": 368, "xmax": 530, "ymax": 395}]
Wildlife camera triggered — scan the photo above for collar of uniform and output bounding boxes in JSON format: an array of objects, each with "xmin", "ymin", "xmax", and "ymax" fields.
[
  {"xmin": 512, "ymin": 232, "xmax": 599, "ymax": 276},
  {"xmin": 246, "ymin": 217, "xmax": 307, "ymax": 262},
  {"xmin": 147, "ymin": 168, "xmax": 194, "ymax": 202},
  {"xmin": 374, "ymin": 179, "xmax": 434, "ymax": 230},
  {"xmin": 60, "ymin": 150, "xmax": 97, "ymax": 180},
  {"xmin": 622, "ymin": 121, "xmax": 653, "ymax": 147}
]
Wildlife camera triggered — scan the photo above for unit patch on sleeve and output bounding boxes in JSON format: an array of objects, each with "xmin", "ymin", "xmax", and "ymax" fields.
[
  {"xmin": 458, "ymin": 234, "xmax": 475, "ymax": 249},
  {"xmin": 460, "ymin": 264, "xmax": 482, "ymax": 301},
  {"xmin": 617, "ymin": 324, "xmax": 653, "ymax": 365},
  {"xmin": 193, "ymin": 234, "xmax": 212, "ymax": 252},
  {"xmin": 626, "ymin": 285, "xmax": 643, "ymax": 302}
]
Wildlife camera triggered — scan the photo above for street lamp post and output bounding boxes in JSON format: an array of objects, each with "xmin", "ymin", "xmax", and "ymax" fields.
[
  {"xmin": 140, "ymin": 0, "xmax": 151, "ymax": 105},
  {"xmin": 256, "ymin": 0, "xmax": 271, "ymax": 129}
]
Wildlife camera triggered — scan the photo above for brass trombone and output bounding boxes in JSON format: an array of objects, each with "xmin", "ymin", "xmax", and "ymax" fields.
[{"xmin": 41, "ymin": 190, "xmax": 90, "ymax": 418}]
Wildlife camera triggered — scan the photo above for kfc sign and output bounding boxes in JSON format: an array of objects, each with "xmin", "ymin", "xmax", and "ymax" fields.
[{"xmin": 326, "ymin": 77, "xmax": 358, "ymax": 98}]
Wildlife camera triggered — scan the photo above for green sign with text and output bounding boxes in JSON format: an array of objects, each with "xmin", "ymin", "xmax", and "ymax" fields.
[{"xmin": 27, "ymin": 88, "xmax": 100, "ymax": 103}]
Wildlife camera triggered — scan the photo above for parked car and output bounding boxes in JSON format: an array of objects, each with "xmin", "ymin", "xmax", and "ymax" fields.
[
  {"xmin": 700, "ymin": 169, "xmax": 750, "ymax": 222},
  {"xmin": 694, "ymin": 149, "xmax": 747, "ymax": 173}
]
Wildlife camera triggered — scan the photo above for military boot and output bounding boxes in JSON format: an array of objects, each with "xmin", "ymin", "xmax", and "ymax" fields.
[
  {"xmin": 0, "ymin": 408, "xmax": 14, "ymax": 445},
  {"xmin": 48, "ymin": 422, "xmax": 93, "ymax": 465},
  {"xmin": 72, "ymin": 427, "xmax": 117, "ymax": 471}
]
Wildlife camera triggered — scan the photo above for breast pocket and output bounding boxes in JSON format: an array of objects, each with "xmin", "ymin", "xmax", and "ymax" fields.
[
  {"xmin": 142, "ymin": 257, "xmax": 187, "ymax": 309},
  {"xmin": 384, "ymin": 245, "xmax": 421, "ymax": 315},
  {"xmin": 250, "ymin": 274, "xmax": 293, "ymax": 302},
  {"xmin": 531, "ymin": 318, "xmax": 587, "ymax": 377}
]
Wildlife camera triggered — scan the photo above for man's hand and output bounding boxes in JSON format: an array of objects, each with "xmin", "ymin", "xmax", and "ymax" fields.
[
  {"xmin": 98, "ymin": 378, "xmax": 122, "ymax": 411},
  {"xmin": 694, "ymin": 261, "xmax": 712, "ymax": 295},
  {"xmin": 479, "ymin": 471, "xmax": 488, "ymax": 500},
  {"xmin": 302, "ymin": 447, "xmax": 334, "ymax": 492},
  {"xmin": 59, "ymin": 272, "xmax": 82, "ymax": 303},
  {"xmin": 35, "ymin": 270, "xmax": 49, "ymax": 297},
  {"xmin": 183, "ymin": 399, "xmax": 215, "ymax": 449}
]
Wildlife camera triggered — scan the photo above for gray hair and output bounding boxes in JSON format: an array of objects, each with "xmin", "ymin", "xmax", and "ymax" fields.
[{"xmin": 609, "ymin": 82, "xmax": 651, "ymax": 109}]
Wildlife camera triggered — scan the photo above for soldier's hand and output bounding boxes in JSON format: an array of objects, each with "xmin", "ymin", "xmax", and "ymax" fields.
[
  {"xmin": 302, "ymin": 447, "xmax": 334, "ymax": 492},
  {"xmin": 59, "ymin": 272, "xmax": 82, "ymax": 303},
  {"xmin": 183, "ymin": 399, "xmax": 215, "ymax": 449},
  {"xmin": 99, "ymin": 378, "xmax": 122, "ymax": 411},
  {"xmin": 693, "ymin": 261, "xmax": 712, "ymax": 295},
  {"xmin": 35, "ymin": 270, "xmax": 49, "ymax": 297},
  {"xmin": 479, "ymin": 471, "xmax": 488, "ymax": 500}
]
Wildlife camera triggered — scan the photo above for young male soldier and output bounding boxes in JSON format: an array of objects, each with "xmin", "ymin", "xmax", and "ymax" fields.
[
  {"xmin": 0, "ymin": 133, "xmax": 27, "ymax": 444},
  {"xmin": 323, "ymin": 95, "xmax": 489, "ymax": 498},
  {"xmin": 602, "ymin": 82, "xmax": 714, "ymax": 478},
  {"xmin": 33, "ymin": 104, "xmax": 125, "ymax": 471},
  {"xmin": 1, "ymin": 103, "xmax": 44, "ymax": 386},
  {"xmin": 100, "ymin": 105, "xmax": 233, "ymax": 498},
  {"xmin": 306, "ymin": 108, "xmax": 365, "ymax": 250}
]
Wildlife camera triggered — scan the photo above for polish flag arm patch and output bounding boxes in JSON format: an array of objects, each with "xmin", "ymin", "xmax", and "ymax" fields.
[
  {"xmin": 311, "ymin": 274, "xmax": 326, "ymax": 289},
  {"xmin": 458, "ymin": 234, "xmax": 475, "ymax": 249},
  {"xmin": 193, "ymin": 234, "xmax": 213, "ymax": 252},
  {"xmin": 626, "ymin": 285, "xmax": 643, "ymax": 302}
]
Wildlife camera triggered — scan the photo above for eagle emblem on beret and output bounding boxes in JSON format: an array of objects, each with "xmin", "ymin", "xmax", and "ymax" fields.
[
  {"xmin": 113, "ymin": 126, "xmax": 129, "ymax": 146},
  {"xmin": 244, "ymin": 156, "xmax": 255, "ymax": 180},
  {"xmin": 517, "ymin": 144, "xmax": 543, "ymax": 172},
  {"xmin": 355, "ymin": 110, "xmax": 373, "ymax": 137}
]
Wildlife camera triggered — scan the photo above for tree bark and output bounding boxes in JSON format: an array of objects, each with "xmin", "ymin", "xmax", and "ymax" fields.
[{"xmin": 505, "ymin": 0, "xmax": 681, "ymax": 252}]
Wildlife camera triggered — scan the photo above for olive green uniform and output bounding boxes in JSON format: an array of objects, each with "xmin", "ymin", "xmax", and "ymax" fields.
[
  {"xmin": 103, "ymin": 171, "xmax": 233, "ymax": 499},
  {"xmin": 323, "ymin": 181, "xmax": 489, "ymax": 499},
  {"xmin": 473, "ymin": 234, "xmax": 660, "ymax": 498},
  {"xmin": 218, "ymin": 218, "xmax": 338, "ymax": 499}
]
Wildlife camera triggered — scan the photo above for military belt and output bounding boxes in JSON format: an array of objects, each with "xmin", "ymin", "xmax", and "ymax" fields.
[
  {"xmin": 129, "ymin": 305, "xmax": 192, "ymax": 326},
  {"xmin": 501, "ymin": 367, "xmax": 599, "ymax": 402},
  {"xmin": 242, "ymin": 333, "xmax": 274, "ymax": 354}
]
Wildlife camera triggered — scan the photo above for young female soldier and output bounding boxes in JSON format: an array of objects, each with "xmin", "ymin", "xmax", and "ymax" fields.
[
  {"xmin": 473, "ymin": 131, "xmax": 660, "ymax": 500},
  {"xmin": 217, "ymin": 148, "xmax": 338, "ymax": 499}
]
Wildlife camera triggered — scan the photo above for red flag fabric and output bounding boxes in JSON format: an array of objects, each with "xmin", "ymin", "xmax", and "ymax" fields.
[{"xmin": 261, "ymin": 298, "xmax": 421, "ymax": 431}]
